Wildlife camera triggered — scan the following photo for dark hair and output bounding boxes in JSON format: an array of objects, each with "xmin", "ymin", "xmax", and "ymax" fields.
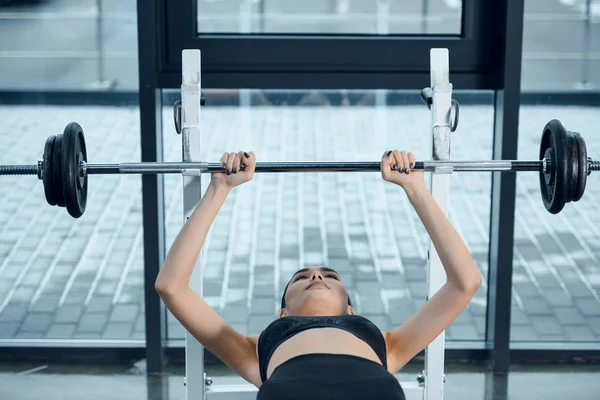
[{"xmin": 280, "ymin": 267, "xmax": 352, "ymax": 309}]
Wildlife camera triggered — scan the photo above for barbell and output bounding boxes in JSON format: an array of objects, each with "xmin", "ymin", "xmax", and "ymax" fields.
[{"xmin": 0, "ymin": 119, "xmax": 597, "ymax": 219}]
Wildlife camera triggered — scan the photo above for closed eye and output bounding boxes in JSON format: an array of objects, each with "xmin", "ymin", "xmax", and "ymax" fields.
[{"xmin": 294, "ymin": 273, "xmax": 340, "ymax": 282}]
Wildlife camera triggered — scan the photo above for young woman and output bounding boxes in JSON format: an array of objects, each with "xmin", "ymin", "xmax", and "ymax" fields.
[{"xmin": 155, "ymin": 150, "xmax": 482, "ymax": 400}]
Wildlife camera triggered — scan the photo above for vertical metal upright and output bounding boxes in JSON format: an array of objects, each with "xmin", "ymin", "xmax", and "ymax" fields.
[
  {"xmin": 137, "ymin": 0, "xmax": 167, "ymax": 375},
  {"xmin": 486, "ymin": 0, "xmax": 525, "ymax": 374},
  {"xmin": 180, "ymin": 50, "xmax": 206, "ymax": 400},
  {"xmin": 424, "ymin": 48, "xmax": 452, "ymax": 400}
]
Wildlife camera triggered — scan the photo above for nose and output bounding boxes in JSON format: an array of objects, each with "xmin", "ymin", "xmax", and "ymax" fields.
[{"xmin": 310, "ymin": 271, "xmax": 324, "ymax": 281}]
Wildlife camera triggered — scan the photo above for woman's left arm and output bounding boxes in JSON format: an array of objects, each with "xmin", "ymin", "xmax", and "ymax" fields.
[
  {"xmin": 405, "ymin": 182, "xmax": 481, "ymax": 291},
  {"xmin": 379, "ymin": 150, "xmax": 482, "ymax": 373}
]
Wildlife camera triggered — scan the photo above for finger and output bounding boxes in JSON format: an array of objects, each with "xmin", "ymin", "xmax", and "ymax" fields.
[
  {"xmin": 232, "ymin": 152, "xmax": 241, "ymax": 174},
  {"xmin": 244, "ymin": 151, "xmax": 256, "ymax": 172},
  {"xmin": 380, "ymin": 150, "xmax": 395, "ymax": 179},
  {"xmin": 408, "ymin": 152, "xmax": 416, "ymax": 170},
  {"xmin": 237, "ymin": 151, "xmax": 246, "ymax": 170},
  {"xmin": 225, "ymin": 152, "xmax": 237, "ymax": 175},
  {"xmin": 401, "ymin": 151, "xmax": 410, "ymax": 174},
  {"xmin": 381, "ymin": 150, "xmax": 396, "ymax": 172},
  {"xmin": 220, "ymin": 153, "xmax": 228, "ymax": 166},
  {"xmin": 392, "ymin": 150, "xmax": 404, "ymax": 172}
]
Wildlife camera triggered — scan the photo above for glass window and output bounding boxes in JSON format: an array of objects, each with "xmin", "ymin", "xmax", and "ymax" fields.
[
  {"xmin": 511, "ymin": 106, "xmax": 600, "ymax": 344},
  {"xmin": 163, "ymin": 89, "xmax": 493, "ymax": 343},
  {"xmin": 196, "ymin": 0, "xmax": 463, "ymax": 35},
  {"xmin": 522, "ymin": 0, "xmax": 599, "ymax": 90},
  {"xmin": 0, "ymin": 0, "xmax": 143, "ymax": 343},
  {"xmin": 0, "ymin": 106, "xmax": 145, "ymax": 341},
  {"xmin": 0, "ymin": 0, "xmax": 138, "ymax": 90}
]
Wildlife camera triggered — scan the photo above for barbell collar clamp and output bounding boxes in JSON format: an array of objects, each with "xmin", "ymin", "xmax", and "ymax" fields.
[{"xmin": 589, "ymin": 157, "xmax": 599, "ymax": 175}]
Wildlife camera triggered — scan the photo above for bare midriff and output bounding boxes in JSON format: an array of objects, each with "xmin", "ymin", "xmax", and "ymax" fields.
[{"xmin": 262, "ymin": 327, "xmax": 383, "ymax": 380}]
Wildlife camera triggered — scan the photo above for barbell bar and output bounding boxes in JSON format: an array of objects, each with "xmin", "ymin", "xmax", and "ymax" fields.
[
  {"xmin": 83, "ymin": 160, "xmax": 546, "ymax": 175},
  {"xmin": 2, "ymin": 160, "xmax": 546, "ymax": 176},
  {"xmin": 0, "ymin": 119, "xmax": 597, "ymax": 218}
]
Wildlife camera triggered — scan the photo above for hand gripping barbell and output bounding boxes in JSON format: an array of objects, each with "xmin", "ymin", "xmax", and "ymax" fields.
[{"xmin": 0, "ymin": 119, "xmax": 597, "ymax": 218}]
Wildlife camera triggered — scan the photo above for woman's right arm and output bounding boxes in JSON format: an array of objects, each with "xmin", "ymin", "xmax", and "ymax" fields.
[{"xmin": 155, "ymin": 151, "xmax": 261, "ymax": 388}]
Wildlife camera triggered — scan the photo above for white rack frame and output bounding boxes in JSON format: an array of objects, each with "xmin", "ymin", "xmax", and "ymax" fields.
[{"xmin": 179, "ymin": 48, "xmax": 452, "ymax": 400}]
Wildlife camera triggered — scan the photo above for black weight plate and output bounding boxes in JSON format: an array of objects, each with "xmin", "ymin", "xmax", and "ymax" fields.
[
  {"xmin": 572, "ymin": 131, "xmax": 588, "ymax": 202},
  {"xmin": 565, "ymin": 131, "xmax": 579, "ymax": 203},
  {"xmin": 61, "ymin": 122, "xmax": 87, "ymax": 218},
  {"xmin": 52, "ymin": 134, "xmax": 66, "ymax": 207},
  {"xmin": 43, "ymin": 135, "xmax": 57, "ymax": 206},
  {"xmin": 539, "ymin": 119, "xmax": 568, "ymax": 214}
]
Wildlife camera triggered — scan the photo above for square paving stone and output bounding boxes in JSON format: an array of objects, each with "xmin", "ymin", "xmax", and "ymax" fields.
[
  {"xmin": 78, "ymin": 313, "xmax": 109, "ymax": 333},
  {"xmin": 356, "ymin": 281, "xmax": 381, "ymax": 297},
  {"xmin": 574, "ymin": 298, "xmax": 600, "ymax": 317},
  {"xmin": 510, "ymin": 309, "xmax": 529, "ymax": 325},
  {"xmin": 327, "ymin": 258, "xmax": 352, "ymax": 273},
  {"xmin": 46, "ymin": 324, "xmax": 76, "ymax": 338},
  {"xmin": 360, "ymin": 296, "xmax": 385, "ymax": 314},
  {"xmin": 0, "ymin": 322, "xmax": 19, "ymax": 338},
  {"xmin": 20, "ymin": 313, "xmax": 53, "ymax": 333},
  {"xmin": 251, "ymin": 298, "xmax": 274, "ymax": 315},
  {"xmin": 253, "ymin": 283, "xmax": 275, "ymax": 298},
  {"xmin": 522, "ymin": 297, "xmax": 553, "ymax": 316},
  {"xmin": 354, "ymin": 263, "xmax": 376, "ymax": 280},
  {"xmin": 563, "ymin": 325, "xmax": 596, "ymax": 341},
  {"xmin": 510, "ymin": 325, "xmax": 540, "ymax": 341},
  {"xmin": 408, "ymin": 282, "xmax": 427, "ymax": 297},
  {"xmin": 553, "ymin": 306, "xmax": 587, "ymax": 326},
  {"xmin": 228, "ymin": 272, "xmax": 250, "ymax": 288},
  {"xmin": 0, "ymin": 303, "xmax": 28, "ymax": 322},
  {"xmin": 379, "ymin": 272, "xmax": 407, "ymax": 290},
  {"xmin": 564, "ymin": 281, "xmax": 594, "ymax": 298},
  {"xmin": 55, "ymin": 305, "xmax": 84, "ymax": 323},
  {"xmin": 530, "ymin": 316, "xmax": 563, "ymax": 336},
  {"xmin": 513, "ymin": 282, "xmax": 541, "ymax": 297},
  {"xmin": 110, "ymin": 304, "xmax": 139, "ymax": 322},
  {"xmin": 586, "ymin": 317, "xmax": 600, "ymax": 335},
  {"xmin": 103, "ymin": 322, "xmax": 134, "ymax": 339},
  {"xmin": 542, "ymin": 288, "xmax": 573, "ymax": 307},
  {"xmin": 29, "ymin": 296, "xmax": 60, "ymax": 313},
  {"xmin": 63, "ymin": 291, "xmax": 88, "ymax": 305},
  {"xmin": 221, "ymin": 305, "xmax": 249, "ymax": 324},
  {"xmin": 448, "ymin": 324, "xmax": 480, "ymax": 340},
  {"xmin": 404, "ymin": 266, "xmax": 426, "ymax": 282},
  {"xmin": 472, "ymin": 316, "xmax": 486, "ymax": 336}
]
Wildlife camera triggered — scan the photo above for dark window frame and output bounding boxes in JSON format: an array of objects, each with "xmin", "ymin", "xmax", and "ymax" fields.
[{"xmin": 157, "ymin": 0, "xmax": 508, "ymax": 90}]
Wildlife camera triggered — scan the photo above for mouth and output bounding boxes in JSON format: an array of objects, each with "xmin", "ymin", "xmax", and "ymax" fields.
[{"xmin": 307, "ymin": 281, "xmax": 328, "ymax": 290}]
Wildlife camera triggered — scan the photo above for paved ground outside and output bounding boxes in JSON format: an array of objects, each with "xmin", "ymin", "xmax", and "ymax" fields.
[
  {"xmin": 0, "ymin": 100, "xmax": 599, "ymax": 344},
  {"xmin": 0, "ymin": 0, "xmax": 599, "ymax": 90}
]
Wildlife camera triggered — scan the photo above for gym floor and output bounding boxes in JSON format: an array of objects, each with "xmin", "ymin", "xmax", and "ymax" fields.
[{"xmin": 1, "ymin": 360, "xmax": 598, "ymax": 400}]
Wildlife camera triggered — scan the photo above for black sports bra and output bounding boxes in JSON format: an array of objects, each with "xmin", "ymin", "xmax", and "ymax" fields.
[{"xmin": 257, "ymin": 315, "xmax": 387, "ymax": 382}]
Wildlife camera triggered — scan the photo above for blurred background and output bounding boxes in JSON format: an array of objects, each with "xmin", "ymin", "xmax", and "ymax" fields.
[
  {"xmin": 0, "ymin": 1, "xmax": 599, "ymax": 399},
  {"xmin": 0, "ymin": 0, "xmax": 597, "ymax": 90}
]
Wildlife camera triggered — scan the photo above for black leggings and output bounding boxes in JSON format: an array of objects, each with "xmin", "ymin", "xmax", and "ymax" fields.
[{"xmin": 257, "ymin": 354, "xmax": 406, "ymax": 400}]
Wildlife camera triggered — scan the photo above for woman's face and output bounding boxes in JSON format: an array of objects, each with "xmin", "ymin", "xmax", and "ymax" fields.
[{"xmin": 280, "ymin": 267, "xmax": 354, "ymax": 317}]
